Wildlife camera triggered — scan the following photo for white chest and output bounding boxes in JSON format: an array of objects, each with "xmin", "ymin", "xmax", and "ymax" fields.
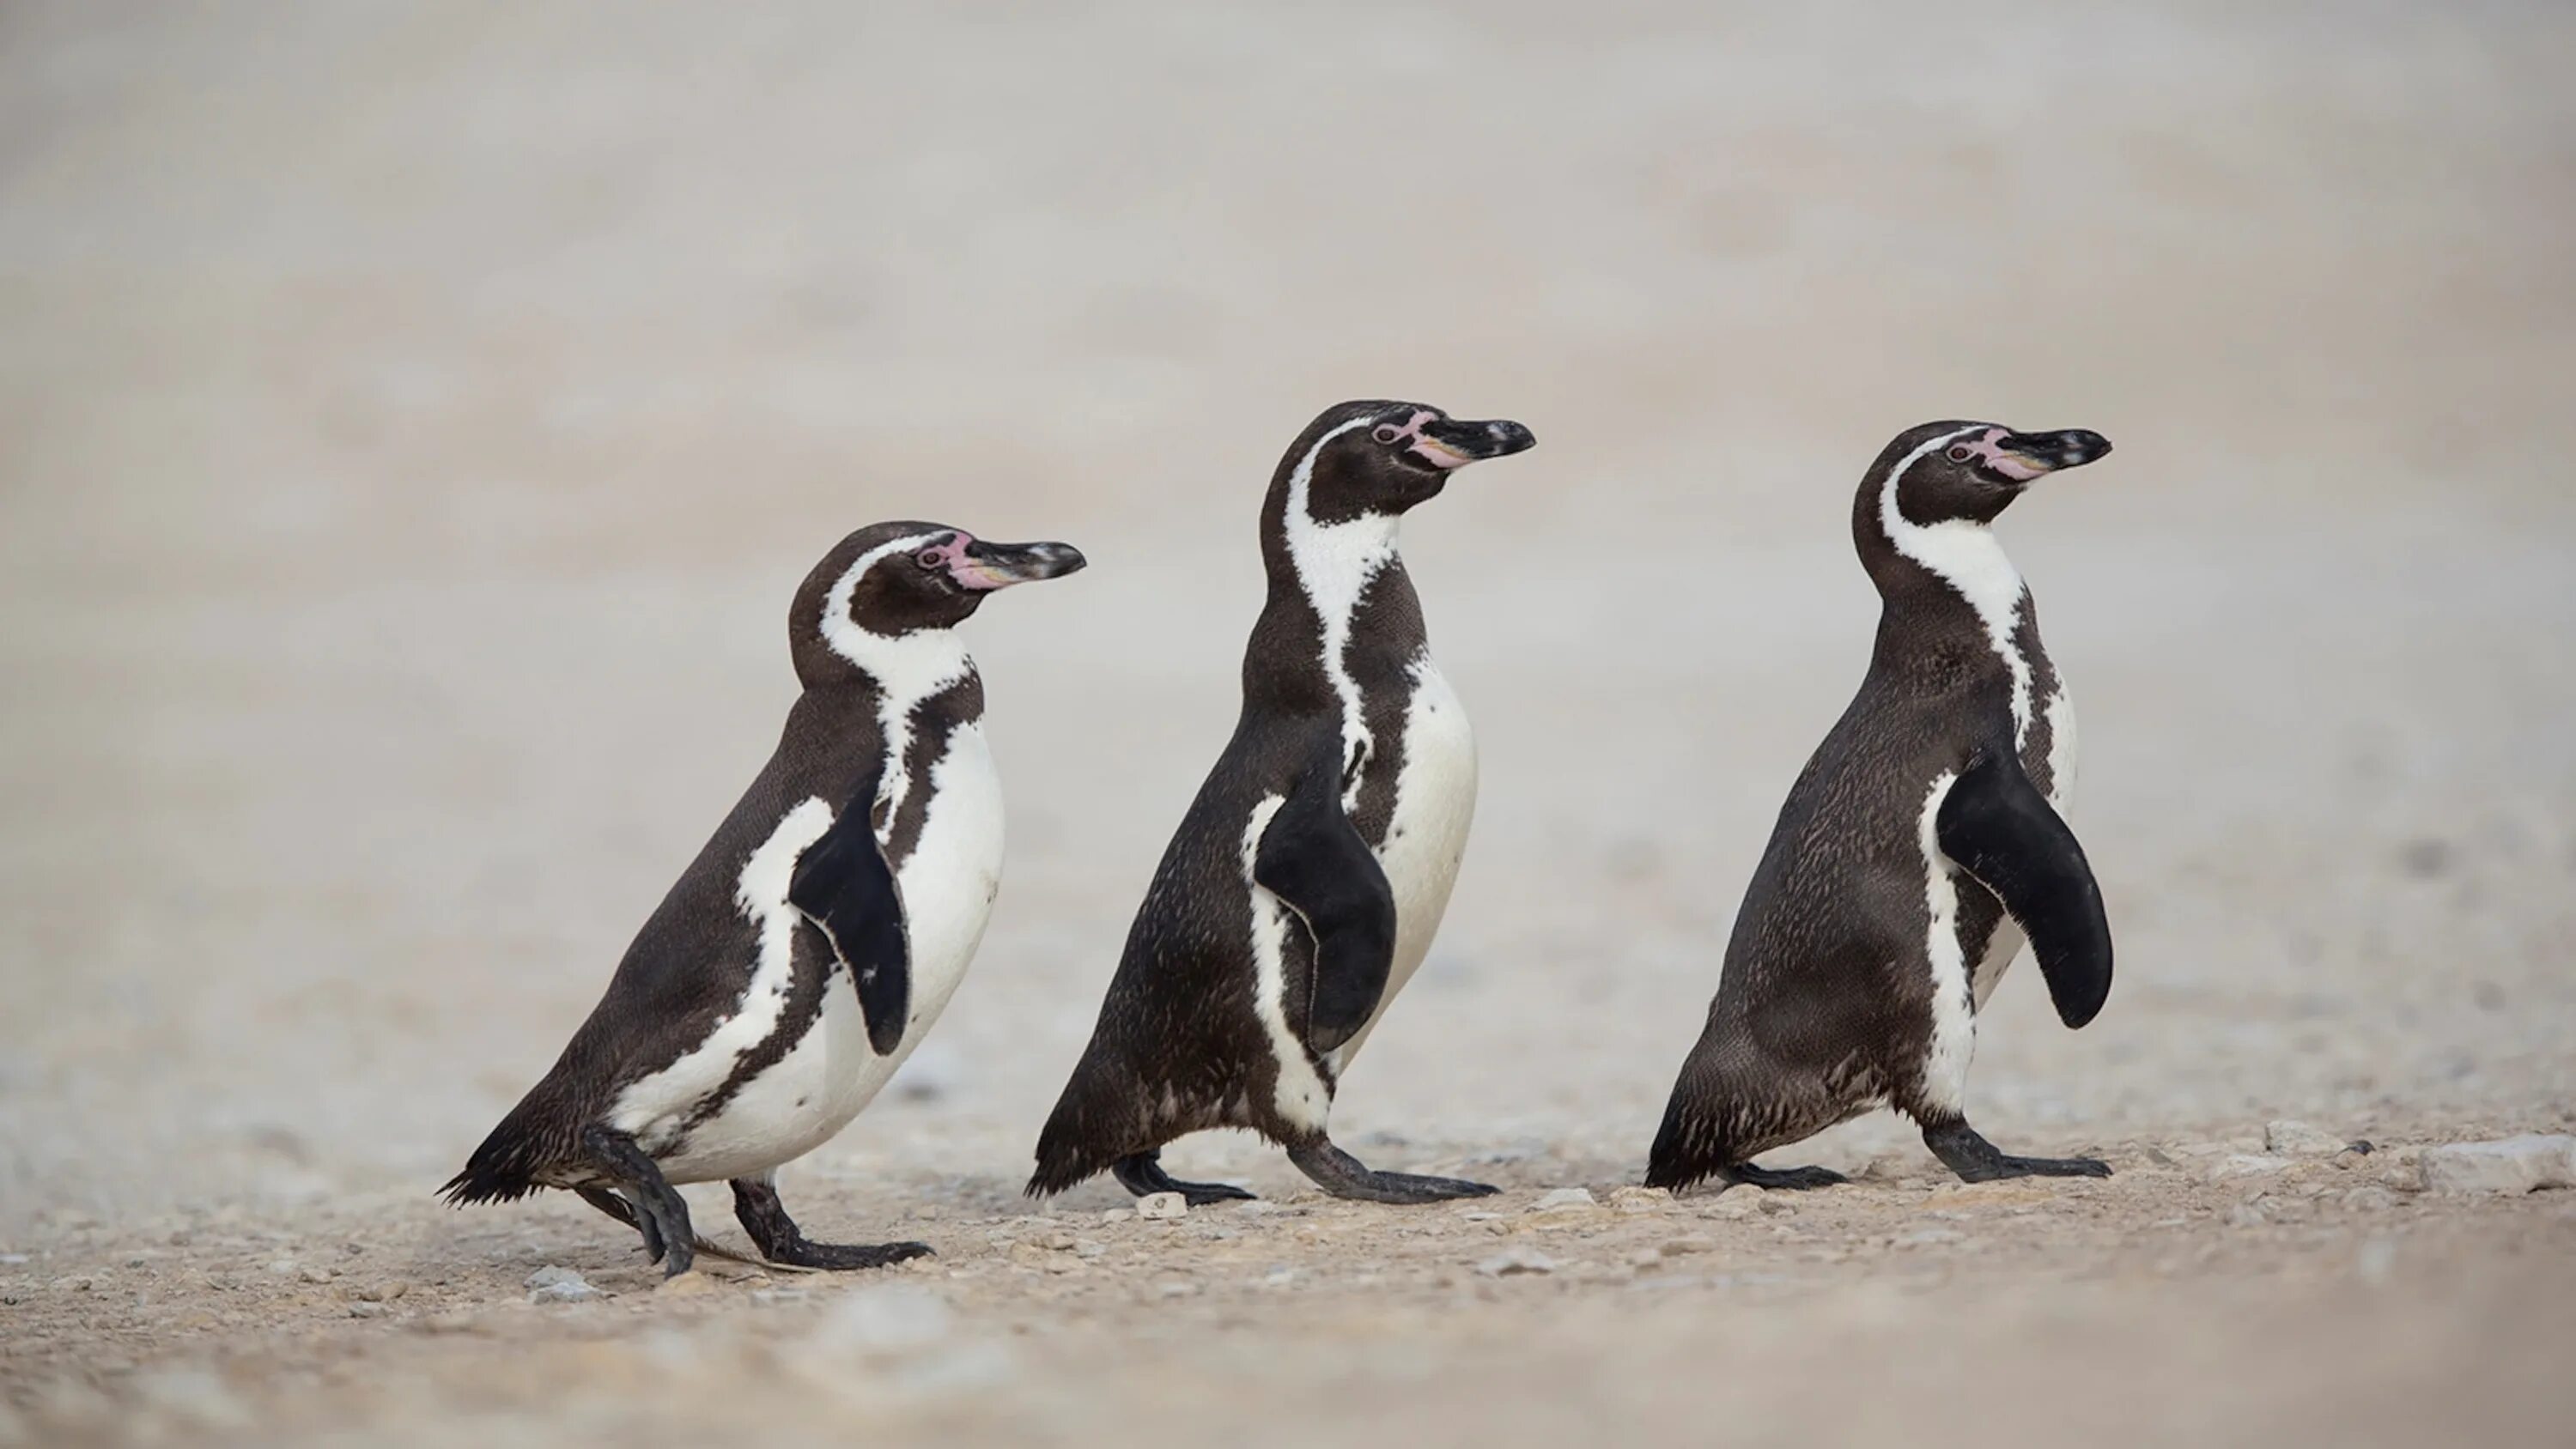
[
  {"xmin": 1333, "ymin": 661, "xmax": 1477, "ymax": 1067},
  {"xmin": 614, "ymin": 725, "xmax": 1005, "ymax": 1185}
]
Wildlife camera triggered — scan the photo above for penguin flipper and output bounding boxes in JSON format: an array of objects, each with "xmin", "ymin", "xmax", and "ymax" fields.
[
  {"xmin": 1254, "ymin": 759, "xmax": 1397, "ymax": 1055},
  {"xmin": 1935, "ymin": 749, "xmax": 2113, "ymax": 1029},
  {"xmin": 787, "ymin": 787, "xmax": 912, "ymax": 1056}
]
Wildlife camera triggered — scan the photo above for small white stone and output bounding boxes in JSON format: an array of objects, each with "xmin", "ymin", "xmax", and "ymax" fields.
[
  {"xmin": 811, "ymin": 1284, "xmax": 953, "ymax": 1352},
  {"xmin": 1100, "ymin": 1209, "xmax": 1134, "ymax": 1225},
  {"xmin": 1530, "ymin": 1188, "xmax": 1598, "ymax": 1212},
  {"xmin": 2420, "ymin": 1135, "xmax": 2576, "ymax": 1195},
  {"xmin": 347, "ymin": 1300, "xmax": 388, "ymax": 1319},
  {"xmin": 524, "ymin": 1265, "xmax": 602, "ymax": 1303},
  {"xmin": 1154, "ymin": 1280, "xmax": 1198, "ymax": 1299},
  {"xmin": 1136, "ymin": 1192, "xmax": 1188, "ymax": 1222},
  {"xmin": 2357, "ymin": 1237, "xmax": 2397, "ymax": 1285},
  {"xmin": 1476, "ymin": 1247, "xmax": 1557, "ymax": 1277},
  {"xmin": 2263, "ymin": 1120, "xmax": 2354, "ymax": 1158},
  {"xmin": 127, "ymin": 1367, "xmax": 248, "ymax": 1431},
  {"xmin": 2210, "ymin": 1154, "xmax": 2296, "ymax": 1179},
  {"xmin": 1704, "ymin": 1185, "xmax": 1765, "ymax": 1219}
]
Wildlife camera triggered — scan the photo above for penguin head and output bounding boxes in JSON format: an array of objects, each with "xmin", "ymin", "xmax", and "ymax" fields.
[
  {"xmin": 1871, "ymin": 421, "xmax": 2112, "ymax": 526},
  {"xmin": 1277, "ymin": 400, "xmax": 1537, "ymax": 524},
  {"xmin": 793, "ymin": 520, "xmax": 1084, "ymax": 682}
]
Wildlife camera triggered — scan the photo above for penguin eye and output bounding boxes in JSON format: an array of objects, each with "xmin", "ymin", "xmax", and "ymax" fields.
[
  {"xmin": 1946, "ymin": 446, "xmax": 1972, "ymax": 463},
  {"xmin": 912, "ymin": 549, "xmax": 944, "ymax": 569},
  {"xmin": 1372, "ymin": 424, "xmax": 1403, "ymax": 445}
]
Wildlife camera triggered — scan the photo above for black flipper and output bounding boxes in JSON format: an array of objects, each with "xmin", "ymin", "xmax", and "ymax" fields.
[
  {"xmin": 787, "ymin": 779, "xmax": 912, "ymax": 1056},
  {"xmin": 1253, "ymin": 750, "xmax": 1398, "ymax": 1055},
  {"xmin": 1935, "ymin": 749, "xmax": 2113, "ymax": 1028}
]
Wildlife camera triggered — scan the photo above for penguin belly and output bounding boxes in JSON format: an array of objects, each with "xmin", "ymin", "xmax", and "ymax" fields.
[
  {"xmin": 625, "ymin": 724, "xmax": 1006, "ymax": 1185},
  {"xmin": 1334, "ymin": 659, "xmax": 1477, "ymax": 1068}
]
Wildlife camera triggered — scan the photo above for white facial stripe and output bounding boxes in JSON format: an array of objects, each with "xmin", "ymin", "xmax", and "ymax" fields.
[
  {"xmin": 818, "ymin": 533, "xmax": 976, "ymax": 820},
  {"xmin": 1881, "ymin": 426, "xmax": 2036, "ymax": 745},
  {"xmin": 1242, "ymin": 796, "xmax": 1331, "ymax": 1131},
  {"xmin": 1283, "ymin": 415, "xmax": 1401, "ymax": 807},
  {"xmin": 1916, "ymin": 772, "xmax": 1975, "ymax": 1117}
]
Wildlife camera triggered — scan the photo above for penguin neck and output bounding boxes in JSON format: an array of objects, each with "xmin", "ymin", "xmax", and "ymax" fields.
[
  {"xmin": 811, "ymin": 622, "xmax": 981, "ymax": 816},
  {"xmin": 1861, "ymin": 462, "xmax": 2041, "ymax": 743},
  {"xmin": 1250, "ymin": 503, "xmax": 1423, "ymax": 726}
]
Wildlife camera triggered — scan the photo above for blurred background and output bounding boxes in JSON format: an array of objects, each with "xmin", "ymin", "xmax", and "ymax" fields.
[{"xmin": 3, "ymin": 0, "xmax": 2571, "ymax": 1309}]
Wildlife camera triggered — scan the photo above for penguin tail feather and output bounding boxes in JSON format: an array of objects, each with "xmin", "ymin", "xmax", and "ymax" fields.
[
  {"xmin": 439, "ymin": 1094, "xmax": 576, "ymax": 1207},
  {"xmin": 1642, "ymin": 1096, "xmax": 1723, "ymax": 1194},
  {"xmin": 1024, "ymin": 1065, "xmax": 1137, "ymax": 1198},
  {"xmin": 1024, "ymin": 1117, "xmax": 1113, "ymax": 1199}
]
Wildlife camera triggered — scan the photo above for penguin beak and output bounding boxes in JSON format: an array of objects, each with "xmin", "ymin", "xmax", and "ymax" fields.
[
  {"xmin": 949, "ymin": 539, "xmax": 1087, "ymax": 591},
  {"xmin": 1995, "ymin": 429, "xmax": 2113, "ymax": 478},
  {"xmin": 1410, "ymin": 417, "xmax": 1539, "ymax": 470}
]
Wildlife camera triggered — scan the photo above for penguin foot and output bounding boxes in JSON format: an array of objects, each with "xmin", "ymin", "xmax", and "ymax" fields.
[
  {"xmin": 1112, "ymin": 1150, "xmax": 1256, "ymax": 1207},
  {"xmin": 1722, "ymin": 1162, "xmax": 1847, "ymax": 1191},
  {"xmin": 730, "ymin": 1177, "xmax": 935, "ymax": 1271},
  {"xmin": 1287, "ymin": 1139, "xmax": 1500, "ymax": 1204},
  {"xmin": 580, "ymin": 1126, "xmax": 696, "ymax": 1277},
  {"xmin": 1923, "ymin": 1122, "xmax": 2111, "ymax": 1183}
]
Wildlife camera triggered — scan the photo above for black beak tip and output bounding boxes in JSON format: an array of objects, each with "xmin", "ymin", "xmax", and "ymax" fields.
[
  {"xmin": 1488, "ymin": 420, "xmax": 1537, "ymax": 456},
  {"xmin": 2064, "ymin": 429, "xmax": 2111, "ymax": 465},
  {"xmin": 1034, "ymin": 542, "xmax": 1087, "ymax": 577}
]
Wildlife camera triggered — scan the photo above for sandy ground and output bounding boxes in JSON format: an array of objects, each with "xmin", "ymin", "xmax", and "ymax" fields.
[{"xmin": 4, "ymin": 2, "xmax": 2574, "ymax": 1443}]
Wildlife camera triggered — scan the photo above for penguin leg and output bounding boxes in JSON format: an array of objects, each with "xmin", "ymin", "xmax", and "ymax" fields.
[
  {"xmin": 579, "ymin": 1125, "xmax": 696, "ymax": 1277},
  {"xmin": 729, "ymin": 1175, "xmax": 934, "ymax": 1270},
  {"xmin": 1111, "ymin": 1150, "xmax": 1256, "ymax": 1207},
  {"xmin": 1285, "ymin": 1137, "xmax": 1498, "ymax": 1204},
  {"xmin": 574, "ymin": 1185, "xmax": 665, "ymax": 1260},
  {"xmin": 1921, "ymin": 1119, "xmax": 2111, "ymax": 1182}
]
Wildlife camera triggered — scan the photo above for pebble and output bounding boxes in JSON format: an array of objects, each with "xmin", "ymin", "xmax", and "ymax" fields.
[
  {"xmin": 1658, "ymin": 1235, "xmax": 1715, "ymax": 1258},
  {"xmin": 1606, "ymin": 1185, "xmax": 1669, "ymax": 1216},
  {"xmin": 525, "ymin": 1265, "xmax": 604, "ymax": 1304},
  {"xmin": 2357, "ymin": 1238, "xmax": 2397, "ymax": 1285},
  {"xmin": 1137, "ymin": 1192, "xmax": 1188, "ymax": 1222},
  {"xmin": 1530, "ymin": 1187, "xmax": 1598, "ymax": 1212},
  {"xmin": 347, "ymin": 1300, "xmax": 388, "ymax": 1319},
  {"xmin": 810, "ymin": 1284, "xmax": 953, "ymax": 1352},
  {"xmin": 1476, "ymin": 1247, "xmax": 1557, "ymax": 1277},
  {"xmin": 2420, "ymin": 1135, "xmax": 2576, "ymax": 1195},
  {"xmin": 2342, "ymin": 1186, "xmax": 2397, "ymax": 1212},
  {"xmin": 2209, "ymin": 1154, "xmax": 2296, "ymax": 1179},
  {"xmin": 125, "ymin": 1367, "xmax": 248, "ymax": 1431},
  {"xmin": 1154, "ymin": 1280, "xmax": 1199, "ymax": 1299},
  {"xmin": 1704, "ymin": 1185, "xmax": 1765, "ymax": 1220},
  {"xmin": 352, "ymin": 1281, "xmax": 409, "ymax": 1303},
  {"xmin": 1100, "ymin": 1209, "xmax": 1134, "ymax": 1225},
  {"xmin": 654, "ymin": 1273, "xmax": 721, "ymax": 1300},
  {"xmin": 2263, "ymin": 1120, "xmax": 2354, "ymax": 1159}
]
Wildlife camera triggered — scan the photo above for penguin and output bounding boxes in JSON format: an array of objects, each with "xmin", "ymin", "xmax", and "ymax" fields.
[
  {"xmin": 1647, "ymin": 421, "xmax": 2117, "ymax": 1192},
  {"xmin": 443, "ymin": 521, "xmax": 1084, "ymax": 1275},
  {"xmin": 1029, "ymin": 400, "xmax": 1534, "ymax": 1206}
]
